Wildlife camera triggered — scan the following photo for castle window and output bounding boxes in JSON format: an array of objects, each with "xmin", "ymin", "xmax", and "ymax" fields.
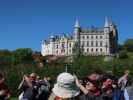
[
  {"xmin": 96, "ymin": 48, "xmax": 98, "ymax": 52},
  {"xmin": 96, "ymin": 36, "xmax": 98, "ymax": 39},
  {"xmin": 82, "ymin": 41, "xmax": 84, "ymax": 46},
  {"xmin": 62, "ymin": 43, "xmax": 64, "ymax": 48},
  {"xmin": 82, "ymin": 35, "xmax": 85, "ymax": 39},
  {"xmin": 91, "ymin": 36, "xmax": 93, "ymax": 39},
  {"xmin": 100, "ymin": 48, "xmax": 102, "ymax": 52},
  {"xmin": 87, "ymin": 48, "xmax": 89, "ymax": 52},
  {"xmin": 100, "ymin": 36, "xmax": 103, "ymax": 39},
  {"xmin": 69, "ymin": 43, "xmax": 71, "ymax": 47},
  {"xmin": 56, "ymin": 45, "xmax": 58, "ymax": 49},
  {"xmin": 87, "ymin": 35, "xmax": 89, "ymax": 39},
  {"xmin": 87, "ymin": 41, "xmax": 89, "ymax": 46},
  {"xmin": 100, "ymin": 41, "xmax": 103, "ymax": 46},
  {"xmin": 91, "ymin": 41, "xmax": 93, "ymax": 46},
  {"xmin": 96, "ymin": 41, "xmax": 98, "ymax": 46},
  {"xmin": 91, "ymin": 48, "xmax": 93, "ymax": 52}
]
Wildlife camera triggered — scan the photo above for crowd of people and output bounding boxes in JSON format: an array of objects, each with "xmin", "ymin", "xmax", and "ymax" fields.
[
  {"xmin": 18, "ymin": 73, "xmax": 51, "ymax": 100},
  {"xmin": 0, "ymin": 70, "xmax": 133, "ymax": 100}
]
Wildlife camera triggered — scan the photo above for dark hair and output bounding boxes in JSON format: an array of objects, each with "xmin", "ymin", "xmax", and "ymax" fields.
[{"xmin": 82, "ymin": 77, "xmax": 98, "ymax": 87}]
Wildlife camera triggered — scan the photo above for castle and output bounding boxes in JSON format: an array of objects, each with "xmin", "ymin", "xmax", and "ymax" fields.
[{"xmin": 41, "ymin": 17, "xmax": 118, "ymax": 56}]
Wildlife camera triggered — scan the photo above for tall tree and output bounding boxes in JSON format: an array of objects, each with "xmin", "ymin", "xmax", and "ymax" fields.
[
  {"xmin": 12, "ymin": 48, "xmax": 33, "ymax": 64},
  {"xmin": 124, "ymin": 39, "xmax": 133, "ymax": 52}
]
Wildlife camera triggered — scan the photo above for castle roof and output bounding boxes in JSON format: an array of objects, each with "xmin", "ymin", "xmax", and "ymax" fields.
[{"xmin": 81, "ymin": 27, "xmax": 104, "ymax": 33}]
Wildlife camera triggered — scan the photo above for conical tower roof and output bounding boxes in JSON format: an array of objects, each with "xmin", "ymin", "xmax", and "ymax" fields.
[
  {"xmin": 104, "ymin": 16, "xmax": 109, "ymax": 27},
  {"xmin": 74, "ymin": 19, "xmax": 80, "ymax": 28},
  {"xmin": 109, "ymin": 17, "xmax": 113, "ymax": 26}
]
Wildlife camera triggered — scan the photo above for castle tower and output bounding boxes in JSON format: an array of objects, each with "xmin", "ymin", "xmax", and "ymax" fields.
[
  {"xmin": 104, "ymin": 17, "xmax": 110, "ymax": 55},
  {"xmin": 49, "ymin": 35, "xmax": 55, "ymax": 55},
  {"xmin": 109, "ymin": 18, "xmax": 118, "ymax": 54},
  {"xmin": 109, "ymin": 17, "xmax": 115, "ymax": 32},
  {"xmin": 74, "ymin": 19, "xmax": 80, "ymax": 41},
  {"xmin": 104, "ymin": 16, "xmax": 110, "ymax": 33}
]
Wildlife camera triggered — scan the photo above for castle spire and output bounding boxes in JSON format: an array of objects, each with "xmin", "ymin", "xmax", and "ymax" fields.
[
  {"xmin": 109, "ymin": 17, "xmax": 113, "ymax": 26},
  {"xmin": 104, "ymin": 16, "xmax": 109, "ymax": 27},
  {"xmin": 74, "ymin": 19, "xmax": 80, "ymax": 28}
]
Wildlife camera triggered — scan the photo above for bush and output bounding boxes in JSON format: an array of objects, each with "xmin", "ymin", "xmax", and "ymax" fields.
[
  {"xmin": 119, "ymin": 50, "xmax": 128, "ymax": 59},
  {"xmin": 124, "ymin": 39, "xmax": 133, "ymax": 52}
]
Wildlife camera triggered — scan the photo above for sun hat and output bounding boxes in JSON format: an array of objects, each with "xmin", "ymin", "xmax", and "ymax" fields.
[{"xmin": 52, "ymin": 72, "xmax": 80, "ymax": 98}]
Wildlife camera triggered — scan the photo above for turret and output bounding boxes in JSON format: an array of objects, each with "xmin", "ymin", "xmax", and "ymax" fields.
[
  {"xmin": 104, "ymin": 17, "xmax": 110, "ymax": 55},
  {"xmin": 49, "ymin": 35, "xmax": 55, "ymax": 55},
  {"xmin": 109, "ymin": 17, "xmax": 115, "ymax": 32},
  {"xmin": 104, "ymin": 17, "xmax": 110, "ymax": 34},
  {"xmin": 50, "ymin": 35, "xmax": 55, "ymax": 42},
  {"xmin": 74, "ymin": 19, "xmax": 80, "ymax": 41}
]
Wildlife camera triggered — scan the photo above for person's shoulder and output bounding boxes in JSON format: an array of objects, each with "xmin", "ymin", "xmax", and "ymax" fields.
[{"xmin": 80, "ymin": 92, "xmax": 96, "ymax": 99}]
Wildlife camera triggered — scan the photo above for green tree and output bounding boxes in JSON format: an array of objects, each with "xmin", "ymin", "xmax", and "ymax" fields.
[
  {"xmin": 119, "ymin": 50, "xmax": 128, "ymax": 59},
  {"xmin": 0, "ymin": 49, "xmax": 12, "ymax": 56},
  {"xmin": 124, "ymin": 39, "xmax": 133, "ymax": 52},
  {"xmin": 12, "ymin": 48, "xmax": 33, "ymax": 64},
  {"xmin": 118, "ymin": 44, "xmax": 124, "ymax": 51}
]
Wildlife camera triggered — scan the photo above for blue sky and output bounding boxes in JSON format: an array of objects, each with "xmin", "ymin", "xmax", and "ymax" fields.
[{"xmin": 0, "ymin": 0, "xmax": 133, "ymax": 51}]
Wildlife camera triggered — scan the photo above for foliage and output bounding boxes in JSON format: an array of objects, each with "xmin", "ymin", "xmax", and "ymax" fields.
[
  {"xmin": 119, "ymin": 50, "xmax": 128, "ymax": 59},
  {"xmin": 12, "ymin": 48, "xmax": 33, "ymax": 64},
  {"xmin": 124, "ymin": 39, "xmax": 133, "ymax": 52},
  {"xmin": 0, "ymin": 48, "xmax": 133, "ymax": 97},
  {"xmin": 0, "ymin": 49, "xmax": 12, "ymax": 56},
  {"xmin": 118, "ymin": 44, "xmax": 124, "ymax": 51}
]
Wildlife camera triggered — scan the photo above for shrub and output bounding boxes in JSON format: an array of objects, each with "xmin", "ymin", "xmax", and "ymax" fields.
[{"xmin": 119, "ymin": 50, "xmax": 128, "ymax": 59}]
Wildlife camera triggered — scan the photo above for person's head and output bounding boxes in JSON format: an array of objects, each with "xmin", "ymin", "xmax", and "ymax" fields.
[
  {"xmin": 52, "ymin": 72, "xmax": 80, "ymax": 99},
  {"xmin": 47, "ymin": 76, "xmax": 51, "ymax": 81},
  {"xmin": 29, "ymin": 73, "xmax": 37, "ymax": 81},
  {"xmin": 43, "ymin": 76, "xmax": 48, "ymax": 80},
  {"xmin": 124, "ymin": 70, "xmax": 130, "ymax": 75},
  {"xmin": 82, "ymin": 77, "xmax": 95, "ymax": 90},
  {"xmin": 85, "ymin": 81, "xmax": 96, "ymax": 91},
  {"xmin": 36, "ymin": 75, "xmax": 40, "ymax": 81},
  {"xmin": 102, "ymin": 78, "xmax": 112, "ymax": 87},
  {"xmin": 88, "ymin": 73, "xmax": 100, "ymax": 81}
]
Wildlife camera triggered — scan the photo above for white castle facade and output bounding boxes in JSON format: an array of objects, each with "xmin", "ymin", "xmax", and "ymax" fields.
[{"xmin": 41, "ymin": 17, "xmax": 118, "ymax": 56}]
